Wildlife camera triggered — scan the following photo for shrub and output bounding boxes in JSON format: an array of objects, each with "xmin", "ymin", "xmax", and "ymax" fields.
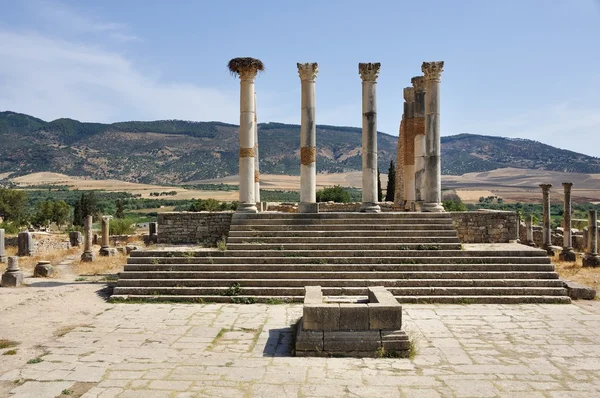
[
  {"xmin": 316, "ymin": 186, "xmax": 352, "ymax": 203},
  {"xmin": 109, "ymin": 218, "xmax": 136, "ymax": 235},
  {"xmin": 0, "ymin": 222, "xmax": 20, "ymax": 234}
]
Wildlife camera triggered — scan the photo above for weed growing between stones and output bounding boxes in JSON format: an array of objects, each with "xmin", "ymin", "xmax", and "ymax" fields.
[
  {"xmin": 3, "ymin": 349, "xmax": 17, "ymax": 355},
  {"xmin": 61, "ymin": 389, "xmax": 73, "ymax": 396},
  {"xmin": 217, "ymin": 238, "xmax": 227, "ymax": 252},
  {"xmin": 222, "ymin": 282, "xmax": 242, "ymax": 296},
  {"xmin": 231, "ymin": 297, "xmax": 256, "ymax": 304},
  {"xmin": 27, "ymin": 357, "xmax": 43, "ymax": 364},
  {"xmin": 417, "ymin": 244, "xmax": 441, "ymax": 250},
  {"xmin": 0, "ymin": 339, "xmax": 19, "ymax": 349}
]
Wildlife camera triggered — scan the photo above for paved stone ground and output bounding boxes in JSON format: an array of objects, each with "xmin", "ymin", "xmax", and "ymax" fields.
[{"xmin": 2, "ymin": 300, "xmax": 600, "ymax": 397}]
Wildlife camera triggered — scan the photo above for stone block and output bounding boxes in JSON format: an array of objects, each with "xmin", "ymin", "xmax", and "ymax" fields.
[
  {"xmin": 81, "ymin": 251, "xmax": 96, "ymax": 262},
  {"xmin": 381, "ymin": 330, "xmax": 410, "ymax": 352},
  {"xmin": 17, "ymin": 231, "xmax": 34, "ymax": 256},
  {"xmin": 368, "ymin": 304, "xmax": 402, "ymax": 330},
  {"xmin": 295, "ymin": 321, "xmax": 324, "ymax": 352},
  {"xmin": 368, "ymin": 286, "xmax": 398, "ymax": 305},
  {"xmin": 1, "ymin": 270, "xmax": 24, "ymax": 287},
  {"xmin": 303, "ymin": 304, "xmax": 340, "ymax": 331},
  {"xmin": 69, "ymin": 231, "xmax": 83, "ymax": 247},
  {"xmin": 323, "ymin": 330, "xmax": 381, "ymax": 352},
  {"xmin": 34, "ymin": 261, "xmax": 54, "ymax": 277},
  {"xmin": 563, "ymin": 280, "xmax": 596, "ymax": 300},
  {"xmin": 339, "ymin": 304, "xmax": 369, "ymax": 331},
  {"xmin": 583, "ymin": 255, "xmax": 600, "ymax": 267},
  {"xmin": 304, "ymin": 286, "xmax": 323, "ymax": 304}
]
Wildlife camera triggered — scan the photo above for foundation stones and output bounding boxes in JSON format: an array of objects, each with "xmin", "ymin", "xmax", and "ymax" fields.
[{"xmin": 1, "ymin": 256, "xmax": 24, "ymax": 287}]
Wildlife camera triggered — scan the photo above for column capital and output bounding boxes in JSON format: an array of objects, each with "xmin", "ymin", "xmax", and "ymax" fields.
[
  {"xmin": 539, "ymin": 183, "xmax": 552, "ymax": 192},
  {"xmin": 228, "ymin": 57, "xmax": 264, "ymax": 81},
  {"xmin": 421, "ymin": 61, "xmax": 444, "ymax": 81},
  {"xmin": 562, "ymin": 182, "xmax": 573, "ymax": 191},
  {"xmin": 411, "ymin": 76, "xmax": 425, "ymax": 93},
  {"xmin": 403, "ymin": 87, "xmax": 414, "ymax": 102},
  {"xmin": 359, "ymin": 63, "xmax": 381, "ymax": 82},
  {"xmin": 297, "ymin": 62, "xmax": 318, "ymax": 81}
]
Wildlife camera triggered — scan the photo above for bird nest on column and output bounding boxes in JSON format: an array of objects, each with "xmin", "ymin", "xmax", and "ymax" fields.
[{"xmin": 227, "ymin": 57, "xmax": 265, "ymax": 75}]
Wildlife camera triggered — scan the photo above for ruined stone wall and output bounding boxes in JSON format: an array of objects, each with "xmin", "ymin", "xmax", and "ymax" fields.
[
  {"xmin": 450, "ymin": 211, "xmax": 519, "ymax": 243},
  {"xmin": 5, "ymin": 234, "xmax": 70, "ymax": 254},
  {"xmin": 157, "ymin": 212, "xmax": 233, "ymax": 245}
]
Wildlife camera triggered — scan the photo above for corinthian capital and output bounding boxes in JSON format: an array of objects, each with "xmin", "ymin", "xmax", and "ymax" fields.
[
  {"xmin": 421, "ymin": 61, "xmax": 444, "ymax": 81},
  {"xmin": 403, "ymin": 87, "xmax": 414, "ymax": 102},
  {"xmin": 411, "ymin": 76, "xmax": 425, "ymax": 93},
  {"xmin": 358, "ymin": 63, "xmax": 381, "ymax": 81},
  {"xmin": 297, "ymin": 63, "xmax": 319, "ymax": 81}
]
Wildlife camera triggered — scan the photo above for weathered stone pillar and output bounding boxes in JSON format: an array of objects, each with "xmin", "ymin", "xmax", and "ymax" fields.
[
  {"xmin": 17, "ymin": 231, "xmax": 34, "ymax": 256},
  {"xmin": 412, "ymin": 76, "xmax": 427, "ymax": 204},
  {"xmin": 149, "ymin": 222, "xmax": 158, "ymax": 243},
  {"xmin": 254, "ymin": 91, "xmax": 261, "ymax": 209},
  {"xmin": 99, "ymin": 216, "xmax": 111, "ymax": 256},
  {"xmin": 583, "ymin": 210, "xmax": 600, "ymax": 267},
  {"xmin": 297, "ymin": 62, "xmax": 319, "ymax": 213},
  {"xmin": 559, "ymin": 182, "xmax": 576, "ymax": 261},
  {"xmin": 402, "ymin": 87, "xmax": 416, "ymax": 210},
  {"xmin": 526, "ymin": 214, "xmax": 535, "ymax": 246},
  {"xmin": 69, "ymin": 231, "xmax": 83, "ymax": 247},
  {"xmin": 359, "ymin": 63, "xmax": 381, "ymax": 213},
  {"xmin": 421, "ymin": 61, "xmax": 445, "ymax": 212},
  {"xmin": 81, "ymin": 215, "xmax": 96, "ymax": 262},
  {"xmin": 0, "ymin": 228, "xmax": 6, "ymax": 263},
  {"xmin": 540, "ymin": 184, "xmax": 553, "ymax": 255},
  {"xmin": 1, "ymin": 256, "xmax": 23, "ymax": 287},
  {"xmin": 394, "ymin": 90, "xmax": 408, "ymax": 208},
  {"xmin": 228, "ymin": 58, "xmax": 263, "ymax": 213}
]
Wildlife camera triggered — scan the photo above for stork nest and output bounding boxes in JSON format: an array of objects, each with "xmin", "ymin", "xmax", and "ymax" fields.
[{"xmin": 227, "ymin": 57, "xmax": 265, "ymax": 75}]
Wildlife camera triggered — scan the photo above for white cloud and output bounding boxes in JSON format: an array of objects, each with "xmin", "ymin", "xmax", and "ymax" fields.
[{"xmin": 0, "ymin": 31, "xmax": 239, "ymax": 123}]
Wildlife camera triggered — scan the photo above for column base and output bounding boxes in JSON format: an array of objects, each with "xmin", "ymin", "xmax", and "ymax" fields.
[
  {"xmin": 100, "ymin": 246, "xmax": 117, "ymax": 256},
  {"xmin": 421, "ymin": 202, "xmax": 445, "ymax": 213},
  {"xmin": 559, "ymin": 248, "xmax": 576, "ymax": 262},
  {"xmin": 81, "ymin": 251, "xmax": 96, "ymax": 262},
  {"xmin": 526, "ymin": 240, "xmax": 536, "ymax": 247},
  {"xmin": 583, "ymin": 254, "xmax": 600, "ymax": 267},
  {"xmin": 360, "ymin": 203, "xmax": 381, "ymax": 213},
  {"xmin": 298, "ymin": 202, "xmax": 319, "ymax": 213},
  {"xmin": 236, "ymin": 203, "xmax": 258, "ymax": 213},
  {"xmin": 1, "ymin": 271, "xmax": 24, "ymax": 287},
  {"xmin": 543, "ymin": 244, "xmax": 555, "ymax": 256}
]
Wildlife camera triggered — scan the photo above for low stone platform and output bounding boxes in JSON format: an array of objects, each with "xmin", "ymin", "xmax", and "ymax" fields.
[{"xmin": 296, "ymin": 286, "xmax": 410, "ymax": 357}]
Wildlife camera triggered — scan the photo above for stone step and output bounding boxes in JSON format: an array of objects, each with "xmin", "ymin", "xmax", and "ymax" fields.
[
  {"xmin": 118, "ymin": 270, "xmax": 560, "ymax": 280},
  {"xmin": 233, "ymin": 218, "xmax": 455, "ymax": 225},
  {"xmin": 127, "ymin": 256, "xmax": 552, "ymax": 265},
  {"xmin": 233, "ymin": 212, "xmax": 453, "ymax": 219},
  {"xmin": 220, "ymin": 250, "xmax": 546, "ymax": 258},
  {"xmin": 115, "ymin": 278, "xmax": 564, "ymax": 288},
  {"xmin": 109, "ymin": 294, "xmax": 571, "ymax": 304},
  {"xmin": 226, "ymin": 236, "xmax": 461, "ymax": 244},
  {"xmin": 130, "ymin": 250, "xmax": 223, "ymax": 258},
  {"xmin": 225, "ymin": 243, "xmax": 464, "ymax": 251},
  {"xmin": 230, "ymin": 224, "xmax": 457, "ymax": 231},
  {"xmin": 112, "ymin": 286, "xmax": 568, "ymax": 297},
  {"xmin": 228, "ymin": 230, "xmax": 460, "ymax": 238},
  {"xmin": 123, "ymin": 264, "xmax": 557, "ymax": 272}
]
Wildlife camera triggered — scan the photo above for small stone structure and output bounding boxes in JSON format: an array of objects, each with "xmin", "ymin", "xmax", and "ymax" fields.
[
  {"xmin": 584, "ymin": 210, "xmax": 600, "ymax": 267},
  {"xmin": 99, "ymin": 216, "xmax": 116, "ymax": 256},
  {"xmin": 69, "ymin": 231, "xmax": 83, "ymax": 247},
  {"xmin": 1, "ymin": 256, "xmax": 24, "ymax": 287},
  {"xmin": 81, "ymin": 215, "xmax": 96, "ymax": 262},
  {"xmin": 149, "ymin": 222, "xmax": 158, "ymax": 244},
  {"xmin": 157, "ymin": 212, "xmax": 233, "ymax": 245},
  {"xmin": 17, "ymin": 231, "xmax": 34, "ymax": 256},
  {"xmin": 34, "ymin": 260, "xmax": 54, "ymax": 277},
  {"xmin": 295, "ymin": 286, "xmax": 410, "ymax": 357},
  {"xmin": 0, "ymin": 228, "xmax": 6, "ymax": 263}
]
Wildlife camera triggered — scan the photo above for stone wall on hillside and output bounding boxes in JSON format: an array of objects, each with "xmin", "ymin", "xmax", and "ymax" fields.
[
  {"xmin": 157, "ymin": 212, "xmax": 233, "ymax": 246},
  {"xmin": 450, "ymin": 211, "xmax": 519, "ymax": 243}
]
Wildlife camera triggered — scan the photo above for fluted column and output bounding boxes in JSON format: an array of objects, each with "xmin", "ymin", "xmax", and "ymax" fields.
[
  {"xmin": 583, "ymin": 210, "xmax": 600, "ymax": 267},
  {"xmin": 402, "ymin": 88, "xmax": 415, "ymax": 210},
  {"xmin": 412, "ymin": 76, "xmax": 427, "ymax": 204},
  {"xmin": 540, "ymin": 184, "xmax": 553, "ymax": 255},
  {"xmin": 254, "ymin": 91, "xmax": 261, "ymax": 209},
  {"xmin": 229, "ymin": 58, "xmax": 263, "ymax": 213},
  {"xmin": 298, "ymin": 62, "xmax": 319, "ymax": 213},
  {"xmin": 559, "ymin": 182, "xmax": 576, "ymax": 261},
  {"xmin": 81, "ymin": 215, "xmax": 96, "ymax": 262},
  {"xmin": 359, "ymin": 63, "xmax": 381, "ymax": 213},
  {"xmin": 421, "ymin": 61, "xmax": 445, "ymax": 212}
]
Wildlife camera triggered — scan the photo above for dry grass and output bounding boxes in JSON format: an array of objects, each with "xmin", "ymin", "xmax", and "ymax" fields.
[
  {"xmin": 552, "ymin": 254, "xmax": 600, "ymax": 293},
  {"xmin": 4, "ymin": 246, "xmax": 80, "ymax": 274},
  {"xmin": 73, "ymin": 248, "xmax": 126, "ymax": 276}
]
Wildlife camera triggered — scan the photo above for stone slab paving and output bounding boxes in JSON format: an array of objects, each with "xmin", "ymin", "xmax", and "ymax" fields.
[{"xmin": 2, "ymin": 301, "xmax": 600, "ymax": 397}]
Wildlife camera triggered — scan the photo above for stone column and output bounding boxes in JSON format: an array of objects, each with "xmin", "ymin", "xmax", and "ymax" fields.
[
  {"xmin": 149, "ymin": 222, "xmax": 158, "ymax": 243},
  {"xmin": 254, "ymin": 91, "xmax": 261, "ymax": 210},
  {"xmin": 0, "ymin": 228, "xmax": 6, "ymax": 263},
  {"xmin": 540, "ymin": 184, "xmax": 553, "ymax": 255},
  {"xmin": 421, "ymin": 61, "xmax": 445, "ymax": 212},
  {"xmin": 99, "ymin": 216, "xmax": 111, "ymax": 256},
  {"xmin": 559, "ymin": 182, "xmax": 576, "ymax": 261},
  {"xmin": 402, "ymin": 87, "xmax": 415, "ymax": 210},
  {"xmin": 81, "ymin": 215, "xmax": 96, "ymax": 262},
  {"xmin": 17, "ymin": 231, "xmax": 34, "ymax": 256},
  {"xmin": 1, "ymin": 256, "xmax": 23, "ymax": 287},
  {"xmin": 228, "ymin": 58, "xmax": 263, "ymax": 213},
  {"xmin": 394, "ymin": 95, "xmax": 406, "ymax": 208},
  {"xmin": 526, "ymin": 214, "xmax": 535, "ymax": 246},
  {"xmin": 359, "ymin": 63, "xmax": 381, "ymax": 213},
  {"xmin": 583, "ymin": 210, "xmax": 600, "ymax": 267},
  {"xmin": 412, "ymin": 76, "xmax": 427, "ymax": 204},
  {"xmin": 297, "ymin": 62, "xmax": 319, "ymax": 213}
]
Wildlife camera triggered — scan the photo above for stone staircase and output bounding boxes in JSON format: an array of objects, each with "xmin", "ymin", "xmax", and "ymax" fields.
[{"xmin": 111, "ymin": 212, "xmax": 571, "ymax": 304}]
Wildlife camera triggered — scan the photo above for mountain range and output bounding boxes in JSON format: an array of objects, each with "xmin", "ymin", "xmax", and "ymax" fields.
[{"xmin": 1, "ymin": 111, "xmax": 599, "ymax": 185}]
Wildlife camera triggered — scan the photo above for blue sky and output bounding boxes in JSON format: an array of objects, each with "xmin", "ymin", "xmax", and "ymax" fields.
[{"xmin": 1, "ymin": 0, "xmax": 599, "ymax": 156}]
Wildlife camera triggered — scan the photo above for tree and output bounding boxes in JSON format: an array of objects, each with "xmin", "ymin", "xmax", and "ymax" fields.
[
  {"xmin": 33, "ymin": 200, "xmax": 71, "ymax": 229},
  {"xmin": 316, "ymin": 186, "xmax": 351, "ymax": 203},
  {"xmin": 115, "ymin": 199, "xmax": 125, "ymax": 219},
  {"xmin": 73, "ymin": 192, "xmax": 98, "ymax": 226},
  {"xmin": 0, "ymin": 188, "xmax": 28, "ymax": 225},
  {"xmin": 384, "ymin": 160, "xmax": 395, "ymax": 202},
  {"xmin": 377, "ymin": 167, "xmax": 383, "ymax": 202}
]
